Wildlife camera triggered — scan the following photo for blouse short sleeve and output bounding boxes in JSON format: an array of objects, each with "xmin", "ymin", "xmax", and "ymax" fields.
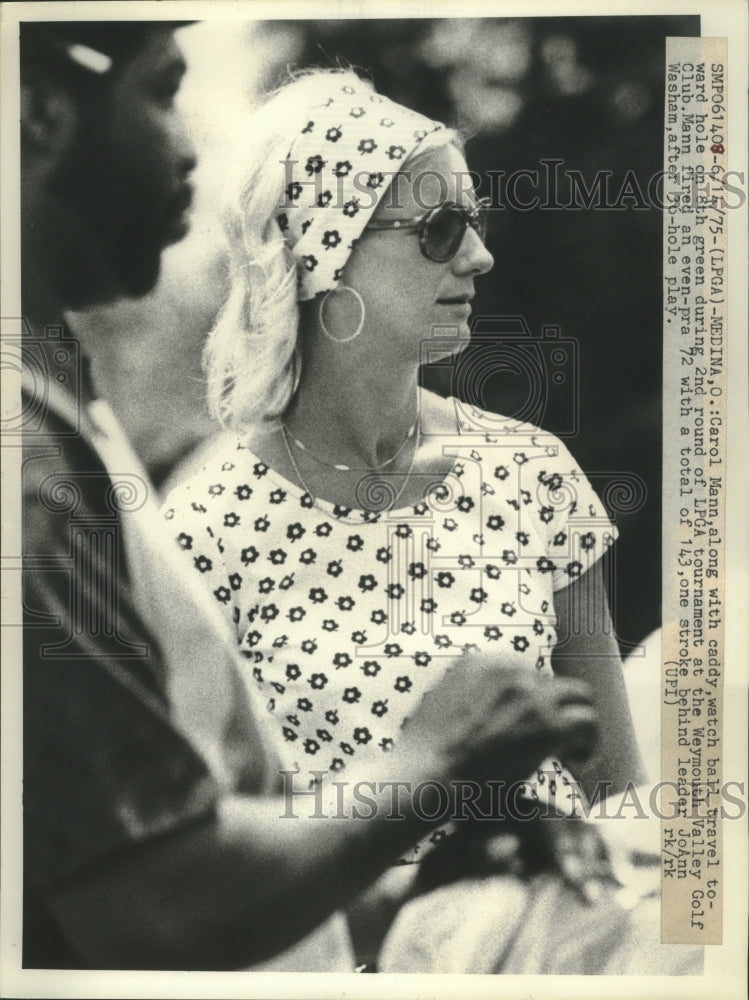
[
  {"xmin": 451, "ymin": 402, "xmax": 618, "ymax": 594},
  {"xmin": 524, "ymin": 434, "xmax": 618, "ymax": 591}
]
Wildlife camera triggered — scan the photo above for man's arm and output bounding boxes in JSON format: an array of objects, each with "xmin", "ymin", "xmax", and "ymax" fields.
[
  {"xmin": 47, "ymin": 661, "xmax": 598, "ymax": 970},
  {"xmin": 48, "ymin": 781, "xmax": 433, "ymax": 969}
]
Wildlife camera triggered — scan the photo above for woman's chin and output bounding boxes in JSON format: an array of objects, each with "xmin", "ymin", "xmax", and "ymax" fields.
[
  {"xmin": 453, "ymin": 324, "xmax": 472, "ymax": 349},
  {"xmin": 418, "ymin": 337, "xmax": 470, "ymax": 367},
  {"xmin": 418, "ymin": 321, "xmax": 471, "ymax": 359}
]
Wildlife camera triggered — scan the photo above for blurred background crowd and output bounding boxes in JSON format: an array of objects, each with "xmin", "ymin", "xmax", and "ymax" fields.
[{"xmin": 71, "ymin": 14, "xmax": 699, "ymax": 653}]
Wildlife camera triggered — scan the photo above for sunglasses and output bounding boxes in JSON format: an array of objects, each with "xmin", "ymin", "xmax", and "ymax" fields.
[{"xmin": 366, "ymin": 198, "xmax": 490, "ymax": 263}]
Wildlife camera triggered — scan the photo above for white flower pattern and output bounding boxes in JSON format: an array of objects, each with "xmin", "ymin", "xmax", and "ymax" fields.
[{"xmin": 164, "ymin": 414, "xmax": 617, "ymax": 830}]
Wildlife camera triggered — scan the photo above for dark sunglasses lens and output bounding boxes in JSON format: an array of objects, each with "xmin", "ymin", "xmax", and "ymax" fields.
[
  {"xmin": 423, "ymin": 203, "xmax": 489, "ymax": 261},
  {"xmin": 474, "ymin": 202, "xmax": 489, "ymax": 242},
  {"xmin": 423, "ymin": 205, "xmax": 465, "ymax": 262}
]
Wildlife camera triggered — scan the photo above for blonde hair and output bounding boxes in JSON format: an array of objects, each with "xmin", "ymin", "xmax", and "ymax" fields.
[{"xmin": 203, "ymin": 68, "xmax": 457, "ymax": 433}]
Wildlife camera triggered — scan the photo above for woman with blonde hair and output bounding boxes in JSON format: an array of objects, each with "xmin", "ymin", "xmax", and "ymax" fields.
[{"xmin": 164, "ymin": 69, "xmax": 645, "ymax": 948}]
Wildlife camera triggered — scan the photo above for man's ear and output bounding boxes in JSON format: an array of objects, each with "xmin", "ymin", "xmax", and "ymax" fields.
[{"xmin": 20, "ymin": 67, "xmax": 77, "ymax": 156}]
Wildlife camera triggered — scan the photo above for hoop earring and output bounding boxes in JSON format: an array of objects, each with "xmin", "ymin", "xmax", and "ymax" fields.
[{"xmin": 319, "ymin": 284, "xmax": 365, "ymax": 343}]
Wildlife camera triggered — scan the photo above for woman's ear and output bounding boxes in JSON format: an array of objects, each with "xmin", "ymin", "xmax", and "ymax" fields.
[{"xmin": 20, "ymin": 66, "xmax": 77, "ymax": 156}]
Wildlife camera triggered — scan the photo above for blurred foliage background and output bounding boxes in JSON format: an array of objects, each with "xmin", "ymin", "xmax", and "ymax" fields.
[{"xmin": 72, "ymin": 15, "xmax": 699, "ymax": 651}]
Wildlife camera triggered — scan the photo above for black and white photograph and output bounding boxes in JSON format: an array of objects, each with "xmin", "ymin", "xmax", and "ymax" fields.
[{"xmin": 1, "ymin": 1, "xmax": 746, "ymax": 997}]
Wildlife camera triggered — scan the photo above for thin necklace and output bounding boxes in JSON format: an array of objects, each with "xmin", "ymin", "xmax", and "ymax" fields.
[
  {"xmin": 281, "ymin": 420, "xmax": 417, "ymax": 472},
  {"xmin": 281, "ymin": 421, "xmax": 422, "ymax": 520}
]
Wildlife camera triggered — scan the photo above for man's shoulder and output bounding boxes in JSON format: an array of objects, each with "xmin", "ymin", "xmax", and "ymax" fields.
[{"xmin": 22, "ymin": 413, "xmax": 114, "ymax": 555}]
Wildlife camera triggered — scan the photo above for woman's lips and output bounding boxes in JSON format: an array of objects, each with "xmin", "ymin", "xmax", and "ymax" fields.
[{"xmin": 437, "ymin": 296, "xmax": 472, "ymax": 312}]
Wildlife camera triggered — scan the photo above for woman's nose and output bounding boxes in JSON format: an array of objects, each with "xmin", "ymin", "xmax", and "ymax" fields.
[{"xmin": 454, "ymin": 225, "xmax": 494, "ymax": 276}]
